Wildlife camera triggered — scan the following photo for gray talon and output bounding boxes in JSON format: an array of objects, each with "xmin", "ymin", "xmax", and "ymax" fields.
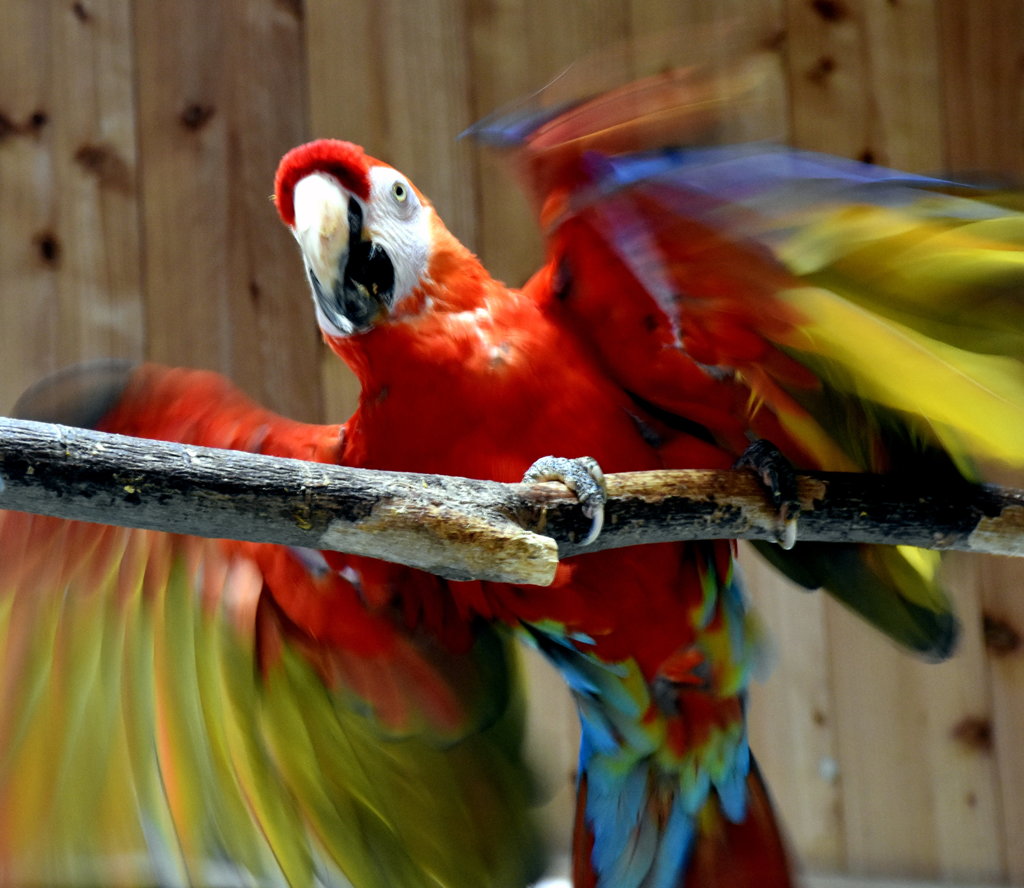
[
  {"xmin": 736, "ymin": 439, "xmax": 800, "ymax": 550},
  {"xmin": 523, "ymin": 455, "xmax": 607, "ymax": 545}
]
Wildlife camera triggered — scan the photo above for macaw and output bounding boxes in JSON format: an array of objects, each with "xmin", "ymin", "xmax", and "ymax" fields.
[
  {"xmin": 269, "ymin": 66, "xmax": 1024, "ymax": 888},
  {"xmin": 3, "ymin": 51, "xmax": 1024, "ymax": 888}
]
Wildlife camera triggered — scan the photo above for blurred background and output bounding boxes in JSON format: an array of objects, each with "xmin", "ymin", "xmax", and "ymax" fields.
[{"xmin": 0, "ymin": 1, "xmax": 1022, "ymax": 885}]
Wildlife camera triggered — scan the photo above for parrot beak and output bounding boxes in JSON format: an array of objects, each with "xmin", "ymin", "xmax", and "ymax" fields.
[{"xmin": 292, "ymin": 173, "xmax": 396, "ymax": 335}]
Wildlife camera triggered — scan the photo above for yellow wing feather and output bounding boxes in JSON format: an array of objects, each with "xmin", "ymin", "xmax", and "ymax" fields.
[
  {"xmin": 0, "ymin": 513, "xmax": 541, "ymax": 888},
  {"xmin": 782, "ymin": 284, "xmax": 1024, "ymax": 472}
]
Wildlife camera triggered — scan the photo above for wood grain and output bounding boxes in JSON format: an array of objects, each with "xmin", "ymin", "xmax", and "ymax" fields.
[
  {"xmin": 0, "ymin": 2, "xmax": 144, "ymax": 408},
  {"xmin": 133, "ymin": 0, "xmax": 319, "ymax": 419},
  {"xmin": 938, "ymin": 1, "xmax": 1024, "ymax": 176},
  {"xmin": 745, "ymin": 549, "xmax": 846, "ymax": 870},
  {"xmin": 50, "ymin": 1, "xmax": 144, "ymax": 365}
]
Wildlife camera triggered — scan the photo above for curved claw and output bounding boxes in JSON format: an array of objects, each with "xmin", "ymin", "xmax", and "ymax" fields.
[
  {"xmin": 775, "ymin": 504, "xmax": 799, "ymax": 551},
  {"xmin": 736, "ymin": 439, "xmax": 800, "ymax": 550},
  {"xmin": 523, "ymin": 455, "xmax": 607, "ymax": 545}
]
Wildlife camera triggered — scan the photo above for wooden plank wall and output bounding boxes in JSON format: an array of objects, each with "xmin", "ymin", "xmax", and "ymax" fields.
[{"xmin": 0, "ymin": 1, "xmax": 1021, "ymax": 883}]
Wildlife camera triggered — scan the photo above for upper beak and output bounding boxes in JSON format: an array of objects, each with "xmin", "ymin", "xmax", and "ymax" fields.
[{"xmin": 291, "ymin": 173, "xmax": 395, "ymax": 335}]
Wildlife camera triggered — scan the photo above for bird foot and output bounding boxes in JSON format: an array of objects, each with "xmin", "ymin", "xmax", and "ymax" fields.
[
  {"xmin": 735, "ymin": 439, "xmax": 800, "ymax": 550},
  {"xmin": 523, "ymin": 455, "xmax": 607, "ymax": 545}
]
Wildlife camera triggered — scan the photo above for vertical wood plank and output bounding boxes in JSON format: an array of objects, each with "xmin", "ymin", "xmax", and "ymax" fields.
[
  {"xmin": 0, "ymin": 1, "xmax": 144, "ymax": 409},
  {"xmin": 857, "ymin": 0, "xmax": 944, "ymax": 171},
  {"xmin": 924, "ymin": 556, "xmax": 1007, "ymax": 883},
  {"xmin": 782, "ymin": 0, "xmax": 943, "ymax": 170},
  {"xmin": 50, "ymin": 0, "xmax": 144, "ymax": 365},
  {"xmin": 0, "ymin": 3, "xmax": 61, "ymax": 407},
  {"xmin": 228, "ymin": 0, "xmax": 321, "ymax": 421},
  {"xmin": 305, "ymin": 0, "xmax": 476, "ymax": 240},
  {"xmin": 825, "ymin": 603, "xmax": 941, "ymax": 878},
  {"xmin": 977, "ymin": 556, "xmax": 1024, "ymax": 883},
  {"xmin": 465, "ymin": 0, "xmax": 632, "ymax": 285},
  {"xmin": 824, "ymin": 573, "xmax": 1005, "ymax": 881},
  {"xmin": 937, "ymin": 1, "xmax": 1024, "ymax": 176},
  {"xmin": 744, "ymin": 551, "xmax": 846, "ymax": 871},
  {"xmin": 627, "ymin": 0, "xmax": 786, "ymax": 85},
  {"xmin": 134, "ymin": 0, "xmax": 319, "ymax": 420},
  {"xmin": 783, "ymin": 0, "xmax": 874, "ymax": 158},
  {"xmin": 133, "ymin": 4, "xmax": 232, "ymax": 369}
]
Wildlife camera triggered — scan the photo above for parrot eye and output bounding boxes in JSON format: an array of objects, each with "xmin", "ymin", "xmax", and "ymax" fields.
[{"xmin": 391, "ymin": 181, "xmax": 408, "ymax": 203}]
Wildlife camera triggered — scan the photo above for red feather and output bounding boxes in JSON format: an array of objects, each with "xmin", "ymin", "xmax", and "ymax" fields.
[{"xmin": 274, "ymin": 139, "xmax": 373, "ymax": 225}]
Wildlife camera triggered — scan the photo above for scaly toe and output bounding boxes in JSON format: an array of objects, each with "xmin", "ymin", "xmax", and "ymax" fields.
[
  {"xmin": 523, "ymin": 455, "xmax": 607, "ymax": 545},
  {"xmin": 736, "ymin": 439, "xmax": 801, "ymax": 549}
]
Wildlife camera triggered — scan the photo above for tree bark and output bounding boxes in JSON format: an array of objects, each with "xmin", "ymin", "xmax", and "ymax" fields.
[{"xmin": 1, "ymin": 416, "xmax": 1022, "ymax": 586}]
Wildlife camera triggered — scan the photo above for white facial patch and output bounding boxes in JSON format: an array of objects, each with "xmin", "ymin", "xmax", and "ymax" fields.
[{"xmin": 364, "ymin": 165, "xmax": 432, "ymax": 308}]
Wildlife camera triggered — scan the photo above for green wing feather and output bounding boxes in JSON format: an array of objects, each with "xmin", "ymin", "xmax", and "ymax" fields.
[
  {"xmin": 0, "ymin": 366, "xmax": 543, "ymax": 888},
  {"xmin": 0, "ymin": 512, "xmax": 542, "ymax": 888}
]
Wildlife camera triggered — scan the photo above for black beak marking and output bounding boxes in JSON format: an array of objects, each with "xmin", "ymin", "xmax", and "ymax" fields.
[{"xmin": 311, "ymin": 197, "xmax": 396, "ymax": 333}]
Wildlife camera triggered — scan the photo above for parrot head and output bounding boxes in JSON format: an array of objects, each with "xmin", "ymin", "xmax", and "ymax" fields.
[{"xmin": 274, "ymin": 139, "xmax": 440, "ymax": 337}]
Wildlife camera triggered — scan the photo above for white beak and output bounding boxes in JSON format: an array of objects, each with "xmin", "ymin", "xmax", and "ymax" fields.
[{"xmin": 292, "ymin": 173, "xmax": 350, "ymax": 294}]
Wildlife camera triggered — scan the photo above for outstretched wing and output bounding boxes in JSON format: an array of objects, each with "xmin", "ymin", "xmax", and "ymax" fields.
[
  {"xmin": 0, "ymin": 362, "xmax": 541, "ymax": 888},
  {"xmin": 473, "ymin": 54, "xmax": 1024, "ymax": 658}
]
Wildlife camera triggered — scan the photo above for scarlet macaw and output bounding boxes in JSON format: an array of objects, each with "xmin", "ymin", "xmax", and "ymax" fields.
[{"xmin": 4, "ymin": 54, "xmax": 1024, "ymax": 888}]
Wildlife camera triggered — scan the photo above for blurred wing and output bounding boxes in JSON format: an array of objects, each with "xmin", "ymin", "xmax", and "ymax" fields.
[
  {"xmin": 0, "ymin": 364, "xmax": 541, "ymax": 888},
  {"xmin": 581, "ymin": 146, "xmax": 1024, "ymax": 474},
  {"xmin": 473, "ymin": 59, "xmax": 1024, "ymax": 659}
]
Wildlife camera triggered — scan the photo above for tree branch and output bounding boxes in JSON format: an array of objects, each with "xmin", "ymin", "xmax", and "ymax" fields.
[{"xmin": 1, "ymin": 416, "xmax": 1022, "ymax": 586}]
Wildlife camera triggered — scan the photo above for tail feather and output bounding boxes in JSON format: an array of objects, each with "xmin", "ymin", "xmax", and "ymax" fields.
[
  {"xmin": 573, "ymin": 773, "xmax": 598, "ymax": 888},
  {"xmin": 687, "ymin": 763, "xmax": 793, "ymax": 888},
  {"xmin": 572, "ymin": 759, "xmax": 792, "ymax": 888}
]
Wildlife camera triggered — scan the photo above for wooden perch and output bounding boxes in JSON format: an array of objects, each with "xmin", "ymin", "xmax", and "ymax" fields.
[{"xmin": 1, "ymin": 416, "xmax": 1023, "ymax": 586}]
